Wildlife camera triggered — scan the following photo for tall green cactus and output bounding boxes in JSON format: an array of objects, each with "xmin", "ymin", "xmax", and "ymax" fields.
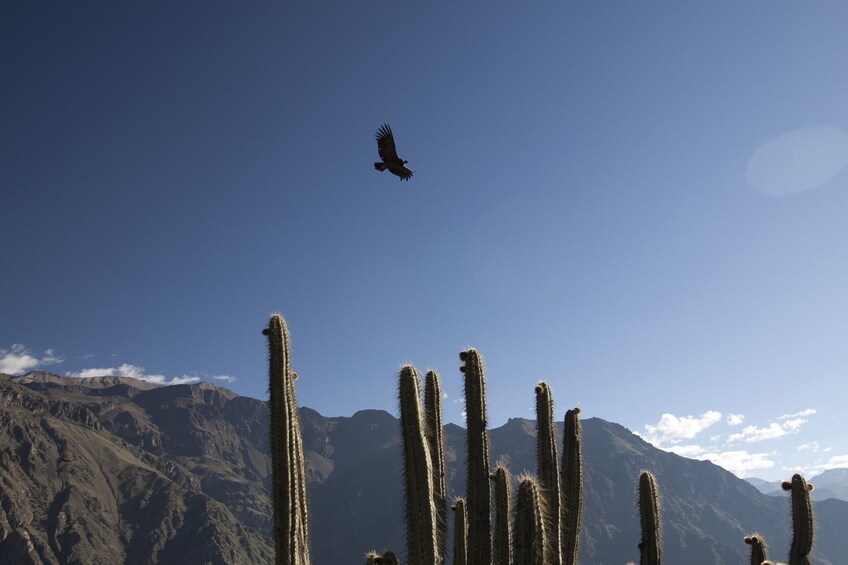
[
  {"xmin": 560, "ymin": 407, "xmax": 583, "ymax": 565},
  {"xmin": 534, "ymin": 382, "xmax": 561, "ymax": 565},
  {"xmin": 513, "ymin": 475, "xmax": 547, "ymax": 565},
  {"xmin": 451, "ymin": 498, "xmax": 468, "ymax": 565},
  {"xmin": 638, "ymin": 471, "xmax": 661, "ymax": 565},
  {"xmin": 782, "ymin": 474, "xmax": 814, "ymax": 565},
  {"xmin": 744, "ymin": 534, "xmax": 768, "ymax": 565},
  {"xmin": 424, "ymin": 370, "xmax": 448, "ymax": 561},
  {"xmin": 460, "ymin": 349, "xmax": 492, "ymax": 564},
  {"xmin": 264, "ymin": 314, "xmax": 310, "ymax": 565},
  {"xmin": 398, "ymin": 365, "xmax": 440, "ymax": 565},
  {"xmin": 491, "ymin": 465, "xmax": 513, "ymax": 565}
]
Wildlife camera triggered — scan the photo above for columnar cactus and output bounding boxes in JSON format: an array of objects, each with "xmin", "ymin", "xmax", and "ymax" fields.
[
  {"xmin": 513, "ymin": 475, "xmax": 547, "ymax": 565},
  {"xmin": 491, "ymin": 465, "xmax": 513, "ymax": 565},
  {"xmin": 264, "ymin": 314, "xmax": 310, "ymax": 565},
  {"xmin": 424, "ymin": 370, "xmax": 448, "ymax": 560},
  {"xmin": 744, "ymin": 534, "xmax": 768, "ymax": 565},
  {"xmin": 451, "ymin": 498, "xmax": 468, "ymax": 565},
  {"xmin": 560, "ymin": 407, "xmax": 583, "ymax": 565},
  {"xmin": 534, "ymin": 382, "xmax": 561, "ymax": 564},
  {"xmin": 782, "ymin": 474, "xmax": 814, "ymax": 565},
  {"xmin": 398, "ymin": 365, "xmax": 440, "ymax": 565},
  {"xmin": 638, "ymin": 471, "xmax": 661, "ymax": 565},
  {"xmin": 459, "ymin": 349, "xmax": 492, "ymax": 564}
]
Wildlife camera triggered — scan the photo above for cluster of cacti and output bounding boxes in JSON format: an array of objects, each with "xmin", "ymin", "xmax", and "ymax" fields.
[
  {"xmin": 264, "ymin": 314, "xmax": 310, "ymax": 565},
  {"xmin": 261, "ymin": 319, "xmax": 820, "ymax": 565}
]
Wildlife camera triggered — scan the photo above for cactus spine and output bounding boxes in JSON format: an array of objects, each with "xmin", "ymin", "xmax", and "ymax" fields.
[
  {"xmin": 782, "ymin": 474, "xmax": 814, "ymax": 565},
  {"xmin": 264, "ymin": 314, "xmax": 310, "ymax": 565},
  {"xmin": 365, "ymin": 551, "xmax": 400, "ymax": 565},
  {"xmin": 638, "ymin": 471, "xmax": 661, "ymax": 565},
  {"xmin": 513, "ymin": 475, "xmax": 547, "ymax": 565},
  {"xmin": 460, "ymin": 349, "xmax": 492, "ymax": 564},
  {"xmin": 534, "ymin": 382, "xmax": 561, "ymax": 565},
  {"xmin": 398, "ymin": 365, "xmax": 440, "ymax": 565},
  {"xmin": 491, "ymin": 465, "xmax": 513, "ymax": 565},
  {"xmin": 451, "ymin": 498, "xmax": 468, "ymax": 565},
  {"xmin": 744, "ymin": 534, "xmax": 768, "ymax": 565},
  {"xmin": 560, "ymin": 407, "xmax": 583, "ymax": 565},
  {"xmin": 424, "ymin": 370, "xmax": 448, "ymax": 561}
]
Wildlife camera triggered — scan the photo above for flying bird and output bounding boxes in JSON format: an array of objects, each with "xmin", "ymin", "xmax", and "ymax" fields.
[{"xmin": 374, "ymin": 124, "xmax": 413, "ymax": 181}]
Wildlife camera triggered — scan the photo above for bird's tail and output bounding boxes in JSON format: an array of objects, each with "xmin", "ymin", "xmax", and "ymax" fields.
[{"xmin": 374, "ymin": 162, "xmax": 387, "ymax": 171}]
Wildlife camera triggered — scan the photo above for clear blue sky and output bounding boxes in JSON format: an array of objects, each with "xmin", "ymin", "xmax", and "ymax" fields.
[{"xmin": 3, "ymin": 2, "xmax": 848, "ymax": 480}]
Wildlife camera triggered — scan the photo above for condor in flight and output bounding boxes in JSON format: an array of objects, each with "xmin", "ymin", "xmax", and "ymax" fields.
[{"xmin": 374, "ymin": 124, "xmax": 413, "ymax": 181}]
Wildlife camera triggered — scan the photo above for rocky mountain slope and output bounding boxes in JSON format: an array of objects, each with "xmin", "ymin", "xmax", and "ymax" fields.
[{"xmin": 2, "ymin": 371, "xmax": 847, "ymax": 564}]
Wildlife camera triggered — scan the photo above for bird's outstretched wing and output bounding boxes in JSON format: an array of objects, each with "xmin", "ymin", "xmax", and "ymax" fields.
[
  {"xmin": 387, "ymin": 161, "xmax": 413, "ymax": 180},
  {"xmin": 376, "ymin": 124, "xmax": 399, "ymax": 161}
]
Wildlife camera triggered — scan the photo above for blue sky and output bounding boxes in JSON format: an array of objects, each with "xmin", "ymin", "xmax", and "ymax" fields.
[{"xmin": 3, "ymin": 2, "xmax": 848, "ymax": 480}]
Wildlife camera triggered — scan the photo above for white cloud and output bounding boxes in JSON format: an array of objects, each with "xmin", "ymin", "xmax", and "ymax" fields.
[
  {"xmin": 816, "ymin": 455, "xmax": 848, "ymax": 471},
  {"xmin": 642, "ymin": 411, "xmax": 722, "ymax": 445},
  {"xmin": 727, "ymin": 412, "xmax": 814, "ymax": 444},
  {"xmin": 664, "ymin": 444, "xmax": 707, "ymax": 457},
  {"xmin": 778, "ymin": 408, "xmax": 816, "ymax": 420},
  {"xmin": 798, "ymin": 441, "xmax": 821, "ymax": 452},
  {"xmin": 67, "ymin": 363, "xmax": 200, "ymax": 385},
  {"xmin": 727, "ymin": 414, "xmax": 745, "ymax": 426},
  {"xmin": 0, "ymin": 344, "xmax": 64, "ymax": 375},
  {"xmin": 697, "ymin": 450, "xmax": 776, "ymax": 477},
  {"xmin": 213, "ymin": 375, "xmax": 236, "ymax": 383},
  {"xmin": 727, "ymin": 423, "xmax": 786, "ymax": 443},
  {"xmin": 170, "ymin": 375, "xmax": 202, "ymax": 385}
]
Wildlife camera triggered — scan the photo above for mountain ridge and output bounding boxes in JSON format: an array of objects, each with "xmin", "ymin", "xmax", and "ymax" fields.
[{"xmin": 2, "ymin": 372, "xmax": 846, "ymax": 564}]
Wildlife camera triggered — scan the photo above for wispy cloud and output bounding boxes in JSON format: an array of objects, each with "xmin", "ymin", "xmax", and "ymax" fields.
[
  {"xmin": 641, "ymin": 411, "xmax": 722, "ymax": 445},
  {"xmin": 778, "ymin": 408, "xmax": 816, "ymax": 420},
  {"xmin": 67, "ymin": 363, "xmax": 200, "ymax": 385},
  {"xmin": 797, "ymin": 441, "xmax": 831, "ymax": 453},
  {"xmin": 212, "ymin": 375, "xmax": 236, "ymax": 383},
  {"xmin": 727, "ymin": 411, "xmax": 814, "ymax": 444},
  {"xmin": 0, "ymin": 344, "xmax": 64, "ymax": 375}
]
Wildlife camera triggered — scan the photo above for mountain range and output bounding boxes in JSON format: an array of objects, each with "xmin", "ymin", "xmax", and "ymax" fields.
[
  {"xmin": 747, "ymin": 468, "xmax": 848, "ymax": 502},
  {"xmin": 2, "ymin": 371, "xmax": 847, "ymax": 564}
]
